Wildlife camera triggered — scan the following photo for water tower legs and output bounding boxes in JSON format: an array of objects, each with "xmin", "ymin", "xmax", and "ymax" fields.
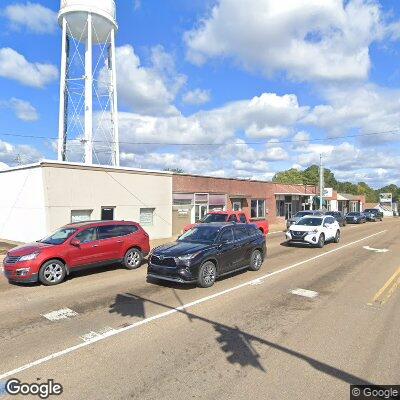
[
  {"xmin": 58, "ymin": 17, "xmax": 68, "ymax": 162},
  {"xmin": 84, "ymin": 13, "xmax": 93, "ymax": 164},
  {"xmin": 110, "ymin": 28, "xmax": 120, "ymax": 167}
]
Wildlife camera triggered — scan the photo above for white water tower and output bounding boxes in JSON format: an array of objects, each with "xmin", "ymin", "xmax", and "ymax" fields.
[{"xmin": 57, "ymin": 0, "xmax": 120, "ymax": 166}]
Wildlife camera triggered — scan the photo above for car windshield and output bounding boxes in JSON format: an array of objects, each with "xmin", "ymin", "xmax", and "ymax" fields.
[
  {"xmin": 178, "ymin": 226, "xmax": 220, "ymax": 243},
  {"xmin": 201, "ymin": 214, "xmax": 228, "ymax": 223},
  {"xmin": 296, "ymin": 217, "xmax": 323, "ymax": 226},
  {"xmin": 325, "ymin": 212, "xmax": 337, "ymax": 216},
  {"xmin": 347, "ymin": 212, "xmax": 359, "ymax": 216},
  {"xmin": 294, "ymin": 211, "xmax": 312, "ymax": 218},
  {"xmin": 364, "ymin": 209, "xmax": 376, "ymax": 213},
  {"xmin": 39, "ymin": 228, "xmax": 77, "ymax": 245}
]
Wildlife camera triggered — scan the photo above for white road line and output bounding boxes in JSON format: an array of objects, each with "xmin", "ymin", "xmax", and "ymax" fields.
[
  {"xmin": 362, "ymin": 246, "xmax": 388, "ymax": 253},
  {"xmin": 80, "ymin": 327, "xmax": 117, "ymax": 342},
  {"xmin": 41, "ymin": 308, "xmax": 78, "ymax": 321},
  {"xmin": 291, "ymin": 288, "xmax": 319, "ymax": 298},
  {"xmin": 0, "ymin": 229, "xmax": 387, "ymax": 380},
  {"xmin": 250, "ymin": 278, "xmax": 264, "ymax": 285}
]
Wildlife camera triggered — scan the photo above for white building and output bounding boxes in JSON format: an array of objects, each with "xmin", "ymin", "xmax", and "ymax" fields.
[{"xmin": 0, "ymin": 161, "xmax": 172, "ymax": 243}]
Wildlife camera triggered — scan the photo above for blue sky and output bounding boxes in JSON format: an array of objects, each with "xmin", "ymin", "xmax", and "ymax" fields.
[{"xmin": 1, "ymin": 0, "xmax": 400, "ymax": 188}]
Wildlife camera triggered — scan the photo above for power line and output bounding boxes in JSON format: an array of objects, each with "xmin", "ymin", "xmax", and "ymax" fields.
[{"xmin": 0, "ymin": 128, "xmax": 400, "ymax": 147}]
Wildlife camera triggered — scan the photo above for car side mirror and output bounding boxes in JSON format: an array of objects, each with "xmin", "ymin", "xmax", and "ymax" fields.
[{"xmin": 70, "ymin": 239, "xmax": 81, "ymax": 247}]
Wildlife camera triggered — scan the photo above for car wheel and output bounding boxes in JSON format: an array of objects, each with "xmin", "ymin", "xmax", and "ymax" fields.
[
  {"xmin": 198, "ymin": 261, "xmax": 216, "ymax": 288},
  {"xmin": 249, "ymin": 249, "xmax": 263, "ymax": 271},
  {"xmin": 317, "ymin": 234, "xmax": 325, "ymax": 248},
  {"xmin": 334, "ymin": 230, "xmax": 340, "ymax": 243},
  {"xmin": 124, "ymin": 248, "xmax": 143, "ymax": 270},
  {"xmin": 39, "ymin": 260, "xmax": 66, "ymax": 286}
]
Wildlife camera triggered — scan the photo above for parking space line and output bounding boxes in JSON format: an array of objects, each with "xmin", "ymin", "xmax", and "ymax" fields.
[
  {"xmin": 42, "ymin": 308, "xmax": 78, "ymax": 321},
  {"xmin": 0, "ymin": 229, "xmax": 386, "ymax": 380},
  {"xmin": 291, "ymin": 288, "xmax": 319, "ymax": 298}
]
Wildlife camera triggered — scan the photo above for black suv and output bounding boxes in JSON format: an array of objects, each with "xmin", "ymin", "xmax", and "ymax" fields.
[
  {"xmin": 147, "ymin": 223, "xmax": 266, "ymax": 288},
  {"xmin": 325, "ymin": 211, "xmax": 347, "ymax": 227}
]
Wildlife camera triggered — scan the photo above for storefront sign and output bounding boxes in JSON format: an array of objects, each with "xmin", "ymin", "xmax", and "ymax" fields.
[
  {"xmin": 379, "ymin": 193, "xmax": 392, "ymax": 203},
  {"xmin": 323, "ymin": 188, "xmax": 333, "ymax": 198}
]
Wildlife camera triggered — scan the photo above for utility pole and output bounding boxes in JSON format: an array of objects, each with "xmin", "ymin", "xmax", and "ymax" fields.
[{"xmin": 319, "ymin": 154, "xmax": 324, "ymax": 210}]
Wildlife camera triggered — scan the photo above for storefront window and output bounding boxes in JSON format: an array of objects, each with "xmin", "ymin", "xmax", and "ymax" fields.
[{"xmin": 251, "ymin": 199, "xmax": 265, "ymax": 218}]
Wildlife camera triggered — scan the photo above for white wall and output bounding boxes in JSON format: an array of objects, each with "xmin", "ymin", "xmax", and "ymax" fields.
[
  {"xmin": 42, "ymin": 165, "xmax": 172, "ymax": 239},
  {"xmin": 0, "ymin": 167, "xmax": 47, "ymax": 243}
]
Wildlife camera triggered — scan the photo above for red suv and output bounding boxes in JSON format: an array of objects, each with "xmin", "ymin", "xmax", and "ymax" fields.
[{"xmin": 3, "ymin": 220, "xmax": 150, "ymax": 286}]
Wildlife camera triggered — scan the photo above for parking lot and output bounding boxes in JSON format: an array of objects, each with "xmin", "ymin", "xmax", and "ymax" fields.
[{"xmin": 0, "ymin": 219, "xmax": 399, "ymax": 399}]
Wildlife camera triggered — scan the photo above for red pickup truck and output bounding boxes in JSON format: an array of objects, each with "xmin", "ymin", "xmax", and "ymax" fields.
[{"xmin": 183, "ymin": 211, "xmax": 269, "ymax": 235}]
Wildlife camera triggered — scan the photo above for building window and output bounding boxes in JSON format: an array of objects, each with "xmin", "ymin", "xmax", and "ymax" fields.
[
  {"xmin": 276, "ymin": 200, "xmax": 285, "ymax": 217},
  {"xmin": 140, "ymin": 208, "xmax": 155, "ymax": 226},
  {"xmin": 251, "ymin": 199, "xmax": 265, "ymax": 219},
  {"xmin": 232, "ymin": 201, "xmax": 242, "ymax": 211},
  {"xmin": 101, "ymin": 207, "xmax": 115, "ymax": 221},
  {"xmin": 71, "ymin": 210, "xmax": 92, "ymax": 223}
]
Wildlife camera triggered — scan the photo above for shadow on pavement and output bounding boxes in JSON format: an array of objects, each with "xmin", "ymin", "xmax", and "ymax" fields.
[{"xmin": 108, "ymin": 291, "xmax": 373, "ymax": 384}]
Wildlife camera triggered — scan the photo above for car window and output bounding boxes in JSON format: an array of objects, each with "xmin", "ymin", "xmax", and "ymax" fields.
[
  {"xmin": 296, "ymin": 217, "xmax": 323, "ymax": 226},
  {"xmin": 76, "ymin": 228, "xmax": 97, "ymax": 243},
  {"xmin": 238, "ymin": 214, "xmax": 247, "ymax": 223},
  {"xmin": 40, "ymin": 228, "xmax": 77, "ymax": 245},
  {"xmin": 118, "ymin": 225, "xmax": 138, "ymax": 236},
  {"xmin": 97, "ymin": 225, "xmax": 120, "ymax": 240},
  {"xmin": 202, "ymin": 214, "xmax": 228, "ymax": 223},
  {"xmin": 228, "ymin": 214, "xmax": 238, "ymax": 222},
  {"xmin": 233, "ymin": 226, "xmax": 248, "ymax": 241},
  {"xmin": 325, "ymin": 217, "xmax": 335, "ymax": 224},
  {"xmin": 219, "ymin": 228, "xmax": 234, "ymax": 243}
]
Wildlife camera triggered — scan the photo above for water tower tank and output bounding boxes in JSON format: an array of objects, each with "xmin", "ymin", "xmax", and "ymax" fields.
[{"xmin": 58, "ymin": 0, "xmax": 117, "ymax": 44}]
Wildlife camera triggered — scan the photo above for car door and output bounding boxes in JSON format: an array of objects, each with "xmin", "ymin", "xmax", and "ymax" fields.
[
  {"xmin": 68, "ymin": 227, "xmax": 101, "ymax": 268},
  {"xmin": 96, "ymin": 225, "xmax": 125, "ymax": 262},
  {"xmin": 215, "ymin": 227, "xmax": 237, "ymax": 274},
  {"xmin": 324, "ymin": 217, "xmax": 336, "ymax": 240},
  {"xmin": 232, "ymin": 226, "xmax": 251, "ymax": 268}
]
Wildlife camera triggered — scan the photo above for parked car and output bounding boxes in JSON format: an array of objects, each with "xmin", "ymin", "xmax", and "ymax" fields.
[
  {"xmin": 363, "ymin": 208, "xmax": 383, "ymax": 221},
  {"xmin": 325, "ymin": 211, "xmax": 347, "ymax": 227},
  {"xmin": 286, "ymin": 215, "xmax": 341, "ymax": 248},
  {"xmin": 345, "ymin": 212, "xmax": 366, "ymax": 224},
  {"xmin": 286, "ymin": 210, "xmax": 324, "ymax": 229},
  {"xmin": 183, "ymin": 211, "xmax": 269, "ymax": 235},
  {"xmin": 148, "ymin": 223, "xmax": 266, "ymax": 288},
  {"xmin": 3, "ymin": 221, "xmax": 150, "ymax": 286}
]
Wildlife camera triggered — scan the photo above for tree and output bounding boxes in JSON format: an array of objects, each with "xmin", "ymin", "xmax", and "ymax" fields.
[{"xmin": 272, "ymin": 168, "xmax": 304, "ymax": 184}]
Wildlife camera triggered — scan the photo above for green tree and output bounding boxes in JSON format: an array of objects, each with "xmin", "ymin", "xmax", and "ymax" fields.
[{"xmin": 272, "ymin": 168, "xmax": 304, "ymax": 184}]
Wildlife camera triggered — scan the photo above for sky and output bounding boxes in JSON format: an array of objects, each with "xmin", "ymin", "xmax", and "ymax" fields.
[{"xmin": 1, "ymin": 0, "xmax": 400, "ymax": 188}]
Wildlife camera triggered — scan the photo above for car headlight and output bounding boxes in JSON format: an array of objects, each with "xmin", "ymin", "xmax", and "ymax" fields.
[
  {"xmin": 176, "ymin": 252, "xmax": 200, "ymax": 262},
  {"xmin": 19, "ymin": 252, "xmax": 39, "ymax": 262}
]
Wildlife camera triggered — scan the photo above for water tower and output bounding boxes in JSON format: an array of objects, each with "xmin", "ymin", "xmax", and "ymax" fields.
[{"xmin": 57, "ymin": 0, "xmax": 120, "ymax": 166}]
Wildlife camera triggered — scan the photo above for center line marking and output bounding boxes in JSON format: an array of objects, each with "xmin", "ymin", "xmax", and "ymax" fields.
[
  {"xmin": 0, "ymin": 229, "xmax": 387, "ymax": 380},
  {"xmin": 291, "ymin": 288, "xmax": 319, "ymax": 298}
]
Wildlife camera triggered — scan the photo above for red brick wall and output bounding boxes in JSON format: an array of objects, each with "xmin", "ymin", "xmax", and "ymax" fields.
[{"xmin": 173, "ymin": 174, "xmax": 317, "ymax": 225}]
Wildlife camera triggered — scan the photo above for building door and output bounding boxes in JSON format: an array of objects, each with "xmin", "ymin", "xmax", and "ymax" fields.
[
  {"xmin": 195, "ymin": 204, "xmax": 208, "ymax": 222},
  {"xmin": 284, "ymin": 203, "xmax": 292, "ymax": 220}
]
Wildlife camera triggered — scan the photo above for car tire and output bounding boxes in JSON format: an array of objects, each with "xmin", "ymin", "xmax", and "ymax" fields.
[
  {"xmin": 249, "ymin": 249, "xmax": 263, "ymax": 271},
  {"xmin": 334, "ymin": 230, "xmax": 340, "ymax": 243},
  {"xmin": 317, "ymin": 234, "xmax": 325, "ymax": 248},
  {"xmin": 124, "ymin": 248, "xmax": 143, "ymax": 270},
  {"xmin": 39, "ymin": 259, "xmax": 66, "ymax": 286},
  {"xmin": 198, "ymin": 261, "xmax": 217, "ymax": 288}
]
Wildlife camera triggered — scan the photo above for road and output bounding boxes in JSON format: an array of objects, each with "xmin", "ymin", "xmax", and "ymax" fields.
[{"xmin": 0, "ymin": 219, "xmax": 399, "ymax": 399}]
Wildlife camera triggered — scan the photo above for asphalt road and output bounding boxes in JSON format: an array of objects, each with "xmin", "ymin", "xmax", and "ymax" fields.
[{"xmin": 0, "ymin": 219, "xmax": 399, "ymax": 399}]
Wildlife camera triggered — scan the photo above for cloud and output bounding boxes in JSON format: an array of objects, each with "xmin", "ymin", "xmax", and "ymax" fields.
[
  {"xmin": 3, "ymin": 2, "xmax": 57, "ymax": 34},
  {"xmin": 0, "ymin": 48, "xmax": 58, "ymax": 88},
  {"xmin": 182, "ymin": 88, "xmax": 211, "ymax": 105},
  {"xmin": 106, "ymin": 45, "xmax": 186, "ymax": 116},
  {"xmin": 185, "ymin": 0, "xmax": 387, "ymax": 82},
  {"xmin": 304, "ymin": 83, "xmax": 400, "ymax": 144},
  {"xmin": 3, "ymin": 98, "xmax": 39, "ymax": 121},
  {"xmin": 0, "ymin": 139, "xmax": 42, "ymax": 166}
]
